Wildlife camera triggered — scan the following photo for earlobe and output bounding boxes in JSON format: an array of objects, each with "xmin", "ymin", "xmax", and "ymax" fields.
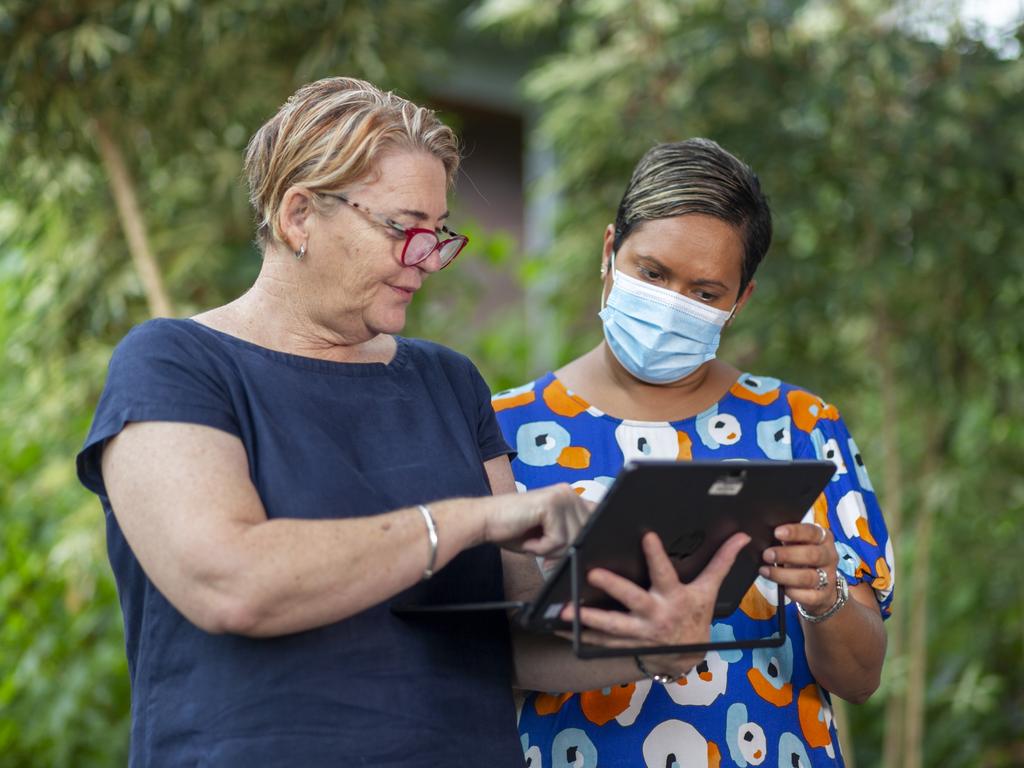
[
  {"xmin": 601, "ymin": 223, "xmax": 616, "ymax": 277},
  {"xmin": 278, "ymin": 186, "xmax": 313, "ymax": 252},
  {"xmin": 727, "ymin": 280, "xmax": 757, "ymax": 327},
  {"xmin": 738, "ymin": 279, "xmax": 756, "ymax": 310}
]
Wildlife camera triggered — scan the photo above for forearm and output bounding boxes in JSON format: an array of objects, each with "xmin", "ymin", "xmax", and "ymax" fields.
[
  {"xmin": 502, "ymin": 548, "xmax": 710, "ymax": 692},
  {"xmin": 186, "ymin": 497, "xmax": 487, "ymax": 636},
  {"xmin": 760, "ymin": 524, "xmax": 888, "ymax": 704},
  {"xmin": 801, "ymin": 587, "xmax": 887, "ymax": 703},
  {"xmin": 511, "ymin": 629, "xmax": 702, "ymax": 692},
  {"xmin": 105, "ymin": 425, "xmax": 585, "ymax": 638}
]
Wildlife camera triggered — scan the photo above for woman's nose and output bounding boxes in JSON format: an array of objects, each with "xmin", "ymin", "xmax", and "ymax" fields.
[{"xmin": 415, "ymin": 246, "xmax": 445, "ymax": 274}]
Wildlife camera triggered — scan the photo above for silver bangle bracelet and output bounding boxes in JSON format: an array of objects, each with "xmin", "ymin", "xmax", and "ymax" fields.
[{"xmin": 418, "ymin": 504, "xmax": 438, "ymax": 580}]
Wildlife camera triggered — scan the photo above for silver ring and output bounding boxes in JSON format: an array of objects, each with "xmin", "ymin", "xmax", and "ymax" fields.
[
  {"xmin": 812, "ymin": 523, "xmax": 827, "ymax": 544},
  {"xmin": 815, "ymin": 567, "xmax": 829, "ymax": 590}
]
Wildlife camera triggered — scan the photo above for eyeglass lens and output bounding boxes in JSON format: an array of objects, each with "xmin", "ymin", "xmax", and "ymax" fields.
[
  {"xmin": 404, "ymin": 232, "xmax": 466, "ymax": 267},
  {"xmin": 405, "ymin": 232, "xmax": 439, "ymax": 265},
  {"xmin": 438, "ymin": 236, "xmax": 465, "ymax": 264}
]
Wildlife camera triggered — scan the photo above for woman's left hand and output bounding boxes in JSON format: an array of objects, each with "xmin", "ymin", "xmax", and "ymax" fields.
[
  {"xmin": 759, "ymin": 522, "xmax": 839, "ymax": 616},
  {"xmin": 557, "ymin": 531, "xmax": 750, "ymax": 677}
]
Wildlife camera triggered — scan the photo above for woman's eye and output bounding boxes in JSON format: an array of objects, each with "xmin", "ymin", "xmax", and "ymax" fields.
[{"xmin": 638, "ymin": 267, "xmax": 663, "ymax": 281}]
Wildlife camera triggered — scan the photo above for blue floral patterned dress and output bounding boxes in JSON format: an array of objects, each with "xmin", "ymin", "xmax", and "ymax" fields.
[{"xmin": 493, "ymin": 372, "xmax": 893, "ymax": 768}]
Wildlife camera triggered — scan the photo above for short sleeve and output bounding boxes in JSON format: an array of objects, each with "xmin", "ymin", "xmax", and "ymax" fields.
[
  {"xmin": 468, "ymin": 365, "xmax": 514, "ymax": 463},
  {"xmin": 789, "ymin": 390, "xmax": 895, "ymax": 618},
  {"xmin": 76, "ymin": 320, "xmax": 241, "ymax": 497}
]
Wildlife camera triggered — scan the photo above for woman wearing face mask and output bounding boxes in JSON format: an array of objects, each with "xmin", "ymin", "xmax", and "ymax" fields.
[{"xmin": 495, "ymin": 139, "xmax": 893, "ymax": 767}]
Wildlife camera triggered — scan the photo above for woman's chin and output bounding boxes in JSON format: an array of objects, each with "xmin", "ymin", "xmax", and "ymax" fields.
[{"xmin": 368, "ymin": 307, "xmax": 409, "ymax": 336}]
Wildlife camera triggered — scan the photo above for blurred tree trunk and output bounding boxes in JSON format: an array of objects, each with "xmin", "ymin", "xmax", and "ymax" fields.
[
  {"xmin": 833, "ymin": 698, "xmax": 855, "ymax": 768},
  {"xmin": 877, "ymin": 312, "xmax": 907, "ymax": 768},
  {"xmin": 903, "ymin": 444, "xmax": 938, "ymax": 768},
  {"xmin": 93, "ymin": 117, "xmax": 173, "ymax": 318}
]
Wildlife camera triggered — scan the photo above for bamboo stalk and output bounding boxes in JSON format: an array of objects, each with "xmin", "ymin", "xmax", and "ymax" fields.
[
  {"xmin": 93, "ymin": 117, "xmax": 173, "ymax": 318},
  {"xmin": 877, "ymin": 312, "xmax": 907, "ymax": 768},
  {"xmin": 903, "ymin": 451, "xmax": 936, "ymax": 768},
  {"xmin": 832, "ymin": 698, "xmax": 855, "ymax": 768}
]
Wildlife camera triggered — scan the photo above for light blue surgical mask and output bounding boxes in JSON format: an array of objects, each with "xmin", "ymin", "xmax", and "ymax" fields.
[{"xmin": 599, "ymin": 252, "xmax": 734, "ymax": 384}]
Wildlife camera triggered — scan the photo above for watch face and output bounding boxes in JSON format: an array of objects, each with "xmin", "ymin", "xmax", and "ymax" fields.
[{"xmin": 837, "ymin": 575, "xmax": 850, "ymax": 599}]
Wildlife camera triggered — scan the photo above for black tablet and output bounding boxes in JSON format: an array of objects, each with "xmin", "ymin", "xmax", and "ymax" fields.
[{"xmin": 519, "ymin": 460, "xmax": 835, "ymax": 632}]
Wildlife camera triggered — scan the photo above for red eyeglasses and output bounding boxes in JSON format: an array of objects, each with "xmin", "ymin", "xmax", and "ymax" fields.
[{"xmin": 324, "ymin": 193, "xmax": 468, "ymax": 269}]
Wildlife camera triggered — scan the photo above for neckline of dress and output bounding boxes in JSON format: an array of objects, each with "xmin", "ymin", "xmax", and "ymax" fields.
[
  {"xmin": 182, "ymin": 318, "xmax": 410, "ymax": 376},
  {"xmin": 539, "ymin": 370, "xmax": 748, "ymax": 427}
]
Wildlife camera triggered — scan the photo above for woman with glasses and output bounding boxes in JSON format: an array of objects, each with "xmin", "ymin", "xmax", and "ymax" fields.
[
  {"xmin": 76, "ymin": 78, "xmax": 747, "ymax": 767},
  {"xmin": 495, "ymin": 139, "xmax": 893, "ymax": 767}
]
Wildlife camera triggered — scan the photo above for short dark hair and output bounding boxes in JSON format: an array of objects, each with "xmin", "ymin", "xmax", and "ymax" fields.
[{"xmin": 613, "ymin": 138, "xmax": 772, "ymax": 295}]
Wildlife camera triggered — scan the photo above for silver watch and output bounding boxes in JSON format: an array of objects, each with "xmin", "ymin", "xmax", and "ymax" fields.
[
  {"xmin": 797, "ymin": 572, "xmax": 849, "ymax": 623},
  {"xmin": 634, "ymin": 655, "xmax": 678, "ymax": 684}
]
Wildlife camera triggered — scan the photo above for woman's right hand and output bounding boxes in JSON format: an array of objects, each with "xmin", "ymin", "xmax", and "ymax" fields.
[{"xmin": 482, "ymin": 484, "xmax": 592, "ymax": 559}]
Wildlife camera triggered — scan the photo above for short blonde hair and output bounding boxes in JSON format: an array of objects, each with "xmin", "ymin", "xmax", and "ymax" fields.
[{"xmin": 244, "ymin": 76, "xmax": 460, "ymax": 249}]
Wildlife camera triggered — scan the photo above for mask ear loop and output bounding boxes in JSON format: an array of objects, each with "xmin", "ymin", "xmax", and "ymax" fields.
[
  {"xmin": 723, "ymin": 289, "xmax": 743, "ymax": 326},
  {"xmin": 600, "ymin": 251, "xmax": 617, "ymax": 312}
]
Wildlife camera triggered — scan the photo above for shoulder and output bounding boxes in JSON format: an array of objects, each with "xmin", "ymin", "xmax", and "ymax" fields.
[
  {"xmin": 403, "ymin": 336, "xmax": 476, "ymax": 371},
  {"xmin": 112, "ymin": 318, "xmax": 219, "ymax": 365},
  {"xmin": 79, "ymin": 319, "xmax": 241, "ymax": 494},
  {"xmin": 104, "ymin": 318, "xmax": 239, "ymax": 404},
  {"xmin": 116, "ymin": 317, "xmax": 187, "ymax": 349},
  {"xmin": 491, "ymin": 375, "xmax": 557, "ymax": 425},
  {"xmin": 779, "ymin": 382, "xmax": 845, "ymax": 436},
  {"xmin": 728, "ymin": 373, "xmax": 845, "ymax": 430},
  {"xmin": 402, "ymin": 337, "xmax": 483, "ymax": 384},
  {"xmin": 401, "ymin": 337, "xmax": 493, "ymax": 401},
  {"xmin": 736, "ymin": 375, "xmax": 878, "ymax": 496}
]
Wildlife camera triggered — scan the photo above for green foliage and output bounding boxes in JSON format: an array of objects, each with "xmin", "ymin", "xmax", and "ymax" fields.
[{"xmin": 0, "ymin": 180, "xmax": 132, "ymax": 766}]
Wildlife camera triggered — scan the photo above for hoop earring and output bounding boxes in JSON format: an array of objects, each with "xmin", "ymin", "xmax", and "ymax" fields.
[{"xmin": 295, "ymin": 242, "xmax": 306, "ymax": 260}]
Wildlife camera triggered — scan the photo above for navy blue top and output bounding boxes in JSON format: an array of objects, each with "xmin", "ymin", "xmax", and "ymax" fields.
[{"xmin": 77, "ymin": 319, "xmax": 523, "ymax": 767}]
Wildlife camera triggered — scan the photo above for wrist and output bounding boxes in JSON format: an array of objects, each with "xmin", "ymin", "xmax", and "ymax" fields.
[
  {"xmin": 635, "ymin": 652, "xmax": 699, "ymax": 684},
  {"xmin": 427, "ymin": 497, "xmax": 484, "ymax": 552},
  {"xmin": 475, "ymin": 495, "xmax": 503, "ymax": 547},
  {"xmin": 797, "ymin": 572, "xmax": 850, "ymax": 624}
]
